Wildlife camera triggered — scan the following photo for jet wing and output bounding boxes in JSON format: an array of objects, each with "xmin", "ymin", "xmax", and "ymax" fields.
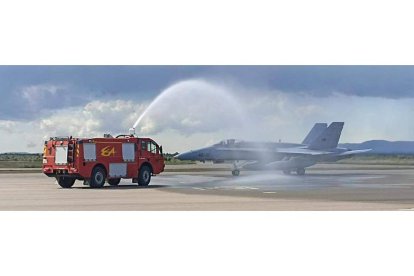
[
  {"xmin": 337, "ymin": 149, "xmax": 372, "ymax": 156},
  {"xmin": 274, "ymin": 148, "xmax": 334, "ymax": 156},
  {"xmin": 216, "ymin": 147, "xmax": 333, "ymax": 156},
  {"xmin": 215, "ymin": 147, "xmax": 271, "ymax": 153}
]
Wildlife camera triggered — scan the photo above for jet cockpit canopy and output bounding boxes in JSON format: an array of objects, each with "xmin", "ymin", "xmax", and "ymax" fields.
[{"xmin": 214, "ymin": 139, "xmax": 244, "ymax": 147}]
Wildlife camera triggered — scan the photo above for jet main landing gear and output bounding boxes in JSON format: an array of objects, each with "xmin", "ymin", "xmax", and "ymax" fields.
[
  {"xmin": 296, "ymin": 168, "xmax": 306, "ymax": 175},
  {"xmin": 283, "ymin": 169, "xmax": 305, "ymax": 175}
]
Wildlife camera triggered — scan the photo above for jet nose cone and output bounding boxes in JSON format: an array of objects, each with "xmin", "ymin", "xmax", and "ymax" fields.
[{"xmin": 175, "ymin": 151, "xmax": 190, "ymax": 160}]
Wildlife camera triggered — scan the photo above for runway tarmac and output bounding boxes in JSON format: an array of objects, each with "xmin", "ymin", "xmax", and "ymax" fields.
[{"xmin": 1, "ymin": 164, "xmax": 414, "ymax": 210}]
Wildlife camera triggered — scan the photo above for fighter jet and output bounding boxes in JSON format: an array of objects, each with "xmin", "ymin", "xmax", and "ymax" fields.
[{"xmin": 175, "ymin": 122, "xmax": 371, "ymax": 176}]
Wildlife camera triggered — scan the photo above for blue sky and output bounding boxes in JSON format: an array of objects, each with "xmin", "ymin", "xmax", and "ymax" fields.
[{"xmin": 1, "ymin": 66, "xmax": 414, "ymax": 153}]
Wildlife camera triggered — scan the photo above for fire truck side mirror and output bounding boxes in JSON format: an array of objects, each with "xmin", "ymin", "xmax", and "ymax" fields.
[{"xmin": 160, "ymin": 146, "xmax": 163, "ymax": 155}]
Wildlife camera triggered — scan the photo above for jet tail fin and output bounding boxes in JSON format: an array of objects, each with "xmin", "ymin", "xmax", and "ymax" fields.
[
  {"xmin": 302, "ymin": 123, "xmax": 328, "ymax": 145},
  {"xmin": 308, "ymin": 122, "xmax": 344, "ymax": 150}
]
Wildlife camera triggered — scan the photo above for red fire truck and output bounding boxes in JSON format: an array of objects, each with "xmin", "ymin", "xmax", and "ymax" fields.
[{"xmin": 42, "ymin": 134, "xmax": 165, "ymax": 188}]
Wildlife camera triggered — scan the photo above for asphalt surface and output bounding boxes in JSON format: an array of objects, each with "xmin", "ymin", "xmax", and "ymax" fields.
[{"xmin": 1, "ymin": 164, "xmax": 414, "ymax": 210}]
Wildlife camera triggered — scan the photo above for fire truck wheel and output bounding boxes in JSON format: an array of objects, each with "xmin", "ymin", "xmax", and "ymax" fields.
[
  {"xmin": 108, "ymin": 178, "xmax": 121, "ymax": 186},
  {"xmin": 56, "ymin": 177, "xmax": 76, "ymax": 188},
  {"xmin": 138, "ymin": 165, "xmax": 151, "ymax": 186},
  {"xmin": 90, "ymin": 166, "xmax": 106, "ymax": 188}
]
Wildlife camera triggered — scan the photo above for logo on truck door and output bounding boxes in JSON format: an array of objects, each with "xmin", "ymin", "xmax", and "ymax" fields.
[{"xmin": 101, "ymin": 146, "xmax": 116, "ymax": 157}]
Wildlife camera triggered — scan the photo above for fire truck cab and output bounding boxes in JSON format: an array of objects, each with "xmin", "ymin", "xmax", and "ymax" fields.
[{"xmin": 42, "ymin": 135, "xmax": 165, "ymax": 188}]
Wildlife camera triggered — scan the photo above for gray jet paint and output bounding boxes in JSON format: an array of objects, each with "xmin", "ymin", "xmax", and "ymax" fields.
[{"xmin": 175, "ymin": 122, "xmax": 371, "ymax": 175}]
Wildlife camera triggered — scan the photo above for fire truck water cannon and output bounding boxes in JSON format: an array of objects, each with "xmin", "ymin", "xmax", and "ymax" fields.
[
  {"xmin": 129, "ymin": 128, "xmax": 136, "ymax": 136},
  {"xmin": 42, "ymin": 132, "xmax": 165, "ymax": 188}
]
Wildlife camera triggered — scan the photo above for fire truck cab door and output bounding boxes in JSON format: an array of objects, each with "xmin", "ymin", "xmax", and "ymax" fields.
[
  {"xmin": 140, "ymin": 140, "xmax": 152, "ymax": 161},
  {"xmin": 140, "ymin": 140, "xmax": 161, "ymax": 167}
]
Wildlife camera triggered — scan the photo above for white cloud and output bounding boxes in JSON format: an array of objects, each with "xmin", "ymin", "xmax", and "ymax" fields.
[
  {"xmin": 21, "ymin": 84, "xmax": 59, "ymax": 97},
  {"xmin": 16, "ymin": 84, "xmax": 93, "ymax": 117},
  {"xmin": 26, "ymin": 141, "xmax": 37, "ymax": 148},
  {"xmin": 131, "ymin": 80, "xmax": 248, "ymax": 136},
  {"xmin": 39, "ymin": 100, "xmax": 147, "ymax": 139},
  {"xmin": 20, "ymin": 84, "xmax": 62, "ymax": 107},
  {"xmin": 0, "ymin": 120, "xmax": 16, "ymax": 133},
  {"xmin": 238, "ymin": 92, "xmax": 414, "ymax": 143},
  {"xmin": 1, "ymin": 79, "xmax": 414, "ymax": 153}
]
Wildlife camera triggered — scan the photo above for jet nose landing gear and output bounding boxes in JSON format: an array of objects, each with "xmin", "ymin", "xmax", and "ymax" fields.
[
  {"xmin": 282, "ymin": 170, "xmax": 291, "ymax": 175},
  {"xmin": 232, "ymin": 169, "xmax": 240, "ymax": 176},
  {"xmin": 232, "ymin": 161, "xmax": 241, "ymax": 176}
]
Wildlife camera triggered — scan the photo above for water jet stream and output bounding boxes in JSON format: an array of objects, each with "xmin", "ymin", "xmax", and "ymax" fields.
[{"xmin": 131, "ymin": 79, "xmax": 250, "ymax": 137}]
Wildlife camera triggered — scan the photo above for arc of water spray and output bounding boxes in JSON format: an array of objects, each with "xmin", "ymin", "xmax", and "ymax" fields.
[
  {"xmin": 129, "ymin": 79, "xmax": 249, "ymax": 136},
  {"xmin": 130, "ymin": 89, "xmax": 167, "ymax": 135},
  {"xmin": 129, "ymin": 89, "xmax": 169, "ymax": 135}
]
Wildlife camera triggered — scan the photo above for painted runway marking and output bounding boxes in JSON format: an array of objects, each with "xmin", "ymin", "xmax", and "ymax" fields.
[
  {"xmin": 263, "ymin": 191, "xmax": 277, "ymax": 194},
  {"xmin": 234, "ymin": 186, "xmax": 259, "ymax": 190},
  {"xmin": 192, "ymin": 187, "xmax": 206, "ymax": 191},
  {"xmin": 399, "ymin": 207, "xmax": 414, "ymax": 211},
  {"xmin": 205, "ymin": 187, "xmax": 221, "ymax": 190}
]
